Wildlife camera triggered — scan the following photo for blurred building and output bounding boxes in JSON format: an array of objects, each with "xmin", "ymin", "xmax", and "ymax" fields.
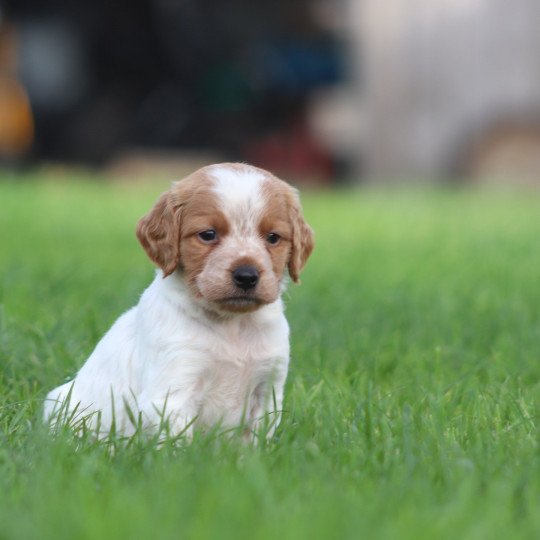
[{"xmin": 347, "ymin": 0, "xmax": 540, "ymax": 183}]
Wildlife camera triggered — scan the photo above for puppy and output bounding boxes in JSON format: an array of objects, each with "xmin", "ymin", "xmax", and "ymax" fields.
[{"xmin": 44, "ymin": 163, "xmax": 314, "ymax": 439}]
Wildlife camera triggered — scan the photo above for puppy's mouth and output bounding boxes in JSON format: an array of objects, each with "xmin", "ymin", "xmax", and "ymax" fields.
[{"xmin": 216, "ymin": 296, "xmax": 263, "ymax": 312}]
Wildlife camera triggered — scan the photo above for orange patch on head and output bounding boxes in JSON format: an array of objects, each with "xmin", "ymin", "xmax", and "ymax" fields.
[
  {"xmin": 258, "ymin": 179, "xmax": 294, "ymax": 278},
  {"xmin": 259, "ymin": 176, "xmax": 314, "ymax": 282},
  {"xmin": 179, "ymin": 193, "xmax": 230, "ymax": 296},
  {"xmin": 136, "ymin": 168, "xmax": 223, "ymax": 278}
]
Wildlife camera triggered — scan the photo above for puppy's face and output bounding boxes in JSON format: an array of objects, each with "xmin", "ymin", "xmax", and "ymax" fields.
[{"xmin": 137, "ymin": 164, "xmax": 314, "ymax": 314}]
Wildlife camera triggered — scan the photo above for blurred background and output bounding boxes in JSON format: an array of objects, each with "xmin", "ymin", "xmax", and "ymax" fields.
[{"xmin": 1, "ymin": 0, "xmax": 540, "ymax": 185}]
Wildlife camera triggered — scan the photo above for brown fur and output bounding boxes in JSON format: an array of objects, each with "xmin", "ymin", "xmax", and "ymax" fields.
[
  {"xmin": 136, "ymin": 190, "xmax": 182, "ymax": 277},
  {"xmin": 261, "ymin": 177, "xmax": 314, "ymax": 283},
  {"xmin": 180, "ymin": 201, "xmax": 229, "ymax": 296},
  {"xmin": 287, "ymin": 194, "xmax": 314, "ymax": 283},
  {"xmin": 136, "ymin": 169, "xmax": 221, "ymax": 278},
  {"xmin": 259, "ymin": 179, "xmax": 295, "ymax": 278}
]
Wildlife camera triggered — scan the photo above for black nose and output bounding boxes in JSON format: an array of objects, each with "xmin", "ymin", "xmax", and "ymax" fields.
[{"xmin": 232, "ymin": 265, "xmax": 259, "ymax": 290}]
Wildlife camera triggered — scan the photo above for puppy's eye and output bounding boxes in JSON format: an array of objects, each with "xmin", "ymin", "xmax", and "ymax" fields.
[
  {"xmin": 266, "ymin": 232, "xmax": 281, "ymax": 245},
  {"xmin": 198, "ymin": 229, "xmax": 218, "ymax": 243}
]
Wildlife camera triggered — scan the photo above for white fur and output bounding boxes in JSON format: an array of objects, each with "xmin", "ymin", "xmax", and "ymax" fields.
[
  {"xmin": 210, "ymin": 164, "xmax": 266, "ymax": 204},
  {"xmin": 43, "ymin": 164, "xmax": 306, "ymax": 441},
  {"xmin": 44, "ymin": 271, "xmax": 289, "ymax": 439}
]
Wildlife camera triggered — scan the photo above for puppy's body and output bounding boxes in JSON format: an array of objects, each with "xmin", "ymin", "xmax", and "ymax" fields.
[
  {"xmin": 46, "ymin": 272, "xmax": 289, "ymax": 436},
  {"xmin": 44, "ymin": 164, "xmax": 313, "ymax": 438}
]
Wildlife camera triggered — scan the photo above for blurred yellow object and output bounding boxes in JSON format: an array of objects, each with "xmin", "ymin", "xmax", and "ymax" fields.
[{"xmin": 0, "ymin": 75, "xmax": 34, "ymax": 158}]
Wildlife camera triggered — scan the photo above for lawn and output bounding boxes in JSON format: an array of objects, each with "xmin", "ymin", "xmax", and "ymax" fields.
[{"xmin": 1, "ymin": 173, "xmax": 539, "ymax": 539}]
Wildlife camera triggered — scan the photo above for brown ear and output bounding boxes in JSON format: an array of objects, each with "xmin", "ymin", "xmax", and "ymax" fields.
[
  {"xmin": 136, "ymin": 189, "xmax": 182, "ymax": 277},
  {"xmin": 287, "ymin": 189, "xmax": 314, "ymax": 283}
]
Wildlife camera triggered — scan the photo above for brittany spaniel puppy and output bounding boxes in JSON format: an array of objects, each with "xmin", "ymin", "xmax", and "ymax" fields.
[{"xmin": 44, "ymin": 163, "xmax": 314, "ymax": 439}]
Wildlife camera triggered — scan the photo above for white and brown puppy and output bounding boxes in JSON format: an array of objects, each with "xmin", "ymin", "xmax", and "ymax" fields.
[{"xmin": 44, "ymin": 163, "xmax": 314, "ymax": 439}]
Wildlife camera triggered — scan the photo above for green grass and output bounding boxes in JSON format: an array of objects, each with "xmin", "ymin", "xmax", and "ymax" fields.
[{"xmin": 1, "ymin": 174, "xmax": 540, "ymax": 539}]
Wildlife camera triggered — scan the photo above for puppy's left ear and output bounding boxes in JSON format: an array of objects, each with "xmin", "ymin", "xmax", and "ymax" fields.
[
  {"xmin": 287, "ymin": 188, "xmax": 314, "ymax": 283},
  {"xmin": 136, "ymin": 188, "xmax": 183, "ymax": 277}
]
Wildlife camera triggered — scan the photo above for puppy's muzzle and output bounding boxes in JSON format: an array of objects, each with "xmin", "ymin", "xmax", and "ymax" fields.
[{"xmin": 232, "ymin": 265, "xmax": 259, "ymax": 291}]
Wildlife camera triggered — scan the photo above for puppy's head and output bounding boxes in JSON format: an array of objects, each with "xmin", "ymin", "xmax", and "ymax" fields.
[{"xmin": 136, "ymin": 163, "xmax": 314, "ymax": 313}]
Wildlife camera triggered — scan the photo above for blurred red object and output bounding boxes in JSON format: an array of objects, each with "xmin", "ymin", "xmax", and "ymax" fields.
[{"xmin": 245, "ymin": 119, "xmax": 333, "ymax": 185}]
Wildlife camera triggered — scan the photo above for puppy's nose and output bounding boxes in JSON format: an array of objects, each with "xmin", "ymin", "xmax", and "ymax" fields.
[{"xmin": 232, "ymin": 265, "xmax": 259, "ymax": 290}]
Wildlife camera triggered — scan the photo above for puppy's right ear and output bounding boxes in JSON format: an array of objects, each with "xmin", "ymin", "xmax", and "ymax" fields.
[{"xmin": 136, "ymin": 189, "xmax": 182, "ymax": 277}]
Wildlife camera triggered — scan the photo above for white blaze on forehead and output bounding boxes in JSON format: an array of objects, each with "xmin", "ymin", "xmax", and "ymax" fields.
[{"xmin": 209, "ymin": 165, "xmax": 267, "ymax": 233}]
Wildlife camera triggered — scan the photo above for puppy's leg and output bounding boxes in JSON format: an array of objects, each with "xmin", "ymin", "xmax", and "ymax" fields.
[
  {"xmin": 139, "ymin": 391, "xmax": 197, "ymax": 440},
  {"xmin": 246, "ymin": 375, "xmax": 286, "ymax": 442}
]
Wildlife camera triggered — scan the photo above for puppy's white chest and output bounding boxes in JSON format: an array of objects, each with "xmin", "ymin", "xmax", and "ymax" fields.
[
  {"xmin": 195, "ymin": 355, "xmax": 276, "ymax": 428},
  {"xmin": 193, "ymin": 327, "xmax": 287, "ymax": 428}
]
